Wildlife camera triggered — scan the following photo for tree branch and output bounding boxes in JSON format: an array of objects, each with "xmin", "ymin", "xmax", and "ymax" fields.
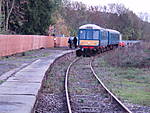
[{"xmin": 6, "ymin": 0, "xmax": 15, "ymax": 31}]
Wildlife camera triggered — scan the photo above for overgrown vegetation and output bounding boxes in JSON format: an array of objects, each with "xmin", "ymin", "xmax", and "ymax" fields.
[
  {"xmin": 93, "ymin": 54, "xmax": 150, "ymax": 106},
  {"xmin": 93, "ymin": 42, "xmax": 150, "ymax": 105},
  {"xmin": 105, "ymin": 42, "xmax": 150, "ymax": 68}
]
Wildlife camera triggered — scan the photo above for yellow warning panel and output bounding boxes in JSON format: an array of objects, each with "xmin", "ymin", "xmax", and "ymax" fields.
[{"xmin": 79, "ymin": 40, "xmax": 99, "ymax": 46}]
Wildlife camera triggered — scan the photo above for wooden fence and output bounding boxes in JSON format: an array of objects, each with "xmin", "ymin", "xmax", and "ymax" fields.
[{"xmin": 0, "ymin": 35, "xmax": 69, "ymax": 56}]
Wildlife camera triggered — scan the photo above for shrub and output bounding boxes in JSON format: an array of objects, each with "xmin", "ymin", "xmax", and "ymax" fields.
[{"xmin": 105, "ymin": 41, "xmax": 150, "ymax": 68}]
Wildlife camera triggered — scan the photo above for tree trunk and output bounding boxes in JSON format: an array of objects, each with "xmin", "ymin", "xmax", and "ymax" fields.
[
  {"xmin": 0, "ymin": 0, "xmax": 1, "ymax": 16},
  {"xmin": 0, "ymin": 0, "xmax": 2, "ymax": 31},
  {"xmin": 5, "ymin": 0, "xmax": 15, "ymax": 31}
]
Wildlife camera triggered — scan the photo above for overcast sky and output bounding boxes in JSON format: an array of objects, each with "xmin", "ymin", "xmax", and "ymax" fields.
[{"xmin": 70, "ymin": 0, "xmax": 150, "ymax": 14}]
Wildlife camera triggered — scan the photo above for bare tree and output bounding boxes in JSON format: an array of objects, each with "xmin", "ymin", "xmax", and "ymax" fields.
[
  {"xmin": 0, "ymin": 0, "xmax": 1, "ymax": 17},
  {"xmin": 0, "ymin": 0, "xmax": 2, "ymax": 31},
  {"xmin": 5, "ymin": 0, "xmax": 15, "ymax": 31}
]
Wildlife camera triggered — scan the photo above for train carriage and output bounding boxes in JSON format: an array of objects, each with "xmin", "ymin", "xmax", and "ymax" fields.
[
  {"xmin": 107, "ymin": 29, "xmax": 121, "ymax": 48},
  {"xmin": 77, "ymin": 24, "xmax": 121, "ymax": 56}
]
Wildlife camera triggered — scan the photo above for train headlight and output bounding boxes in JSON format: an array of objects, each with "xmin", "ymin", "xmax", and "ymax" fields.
[{"xmin": 81, "ymin": 48, "xmax": 84, "ymax": 51}]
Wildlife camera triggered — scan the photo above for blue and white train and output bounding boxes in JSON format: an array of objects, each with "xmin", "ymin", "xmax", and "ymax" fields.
[{"xmin": 76, "ymin": 24, "xmax": 122, "ymax": 56}]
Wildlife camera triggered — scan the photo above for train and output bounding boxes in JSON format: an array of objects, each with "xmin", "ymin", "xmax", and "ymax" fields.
[{"xmin": 76, "ymin": 24, "xmax": 123, "ymax": 56}]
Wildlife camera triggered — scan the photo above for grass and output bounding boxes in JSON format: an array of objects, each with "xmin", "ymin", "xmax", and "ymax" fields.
[
  {"xmin": 114, "ymin": 88, "xmax": 150, "ymax": 105},
  {"xmin": 95, "ymin": 42, "xmax": 150, "ymax": 106},
  {"xmin": 94, "ymin": 56, "xmax": 150, "ymax": 106},
  {"xmin": 0, "ymin": 49, "xmax": 51, "ymax": 61},
  {"xmin": 0, "ymin": 80, "xmax": 4, "ymax": 84},
  {"xmin": 144, "ymin": 49, "xmax": 150, "ymax": 53}
]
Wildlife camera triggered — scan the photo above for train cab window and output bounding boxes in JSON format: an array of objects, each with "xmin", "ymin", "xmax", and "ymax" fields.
[
  {"xmin": 93, "ymin": 31, "xmax": 99, "ymax": 40},
  {"xmin": 87, "ymin": 30, "xmax": 93, "ymax": 39},
  {"xmin": 80, "ymin": 30, "xmax": 86, "ymax": 39}
]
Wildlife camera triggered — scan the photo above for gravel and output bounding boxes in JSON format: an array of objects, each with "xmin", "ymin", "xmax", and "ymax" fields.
[
  {"xmin": 34, "ymin": 52, "xmax": 77, "ymax": 113},
  {"xmin": 68, "ymin": 57, "xmax": 126, "ymax": 113},
  {"xmin": 124, "ymin": 103, "xmax": 150, "ymax": 113},
  {"xmin": 35, "ymin": 93, "xmax": 68, "ymax": 113}
]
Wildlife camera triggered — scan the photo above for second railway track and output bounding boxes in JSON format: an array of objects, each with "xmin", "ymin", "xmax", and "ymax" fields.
[{"xmin": 66, "ymin": 56, "xmax": 132, "ymax": 113}]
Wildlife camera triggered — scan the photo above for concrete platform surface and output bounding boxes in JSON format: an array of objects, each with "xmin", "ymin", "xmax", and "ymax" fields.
[{"xmin": 0, "ymin": 50, "xmax": 74, "ymax": 113}]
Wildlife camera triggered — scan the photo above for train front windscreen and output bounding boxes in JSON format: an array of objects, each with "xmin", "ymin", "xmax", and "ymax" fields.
[
  {"xmin": 79, "ymin": 30, "xmax": 99, "ymax": 40},
  {"xmin": 79, "ymin": 29, "xmax": 100, "ymax": 46}
]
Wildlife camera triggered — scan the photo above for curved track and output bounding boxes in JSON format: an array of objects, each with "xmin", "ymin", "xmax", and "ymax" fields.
[
  {"xmin": 65, "ymin": 58, "xmax": 80, "ymax": 113},
  {"xmin": 65, "ymin": 56, "xmax": 132, "ymax": 113},
  {"xmin": 90, "ymin": 57, "xmax": 132, "ymax": 113}
]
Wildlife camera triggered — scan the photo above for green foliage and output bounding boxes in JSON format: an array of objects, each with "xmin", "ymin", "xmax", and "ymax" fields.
[
  {"xmin": 21, "ymin": 0, "xmax": 59, "ymax": 35},
  {"xmin": 115, "ymin": 88, "xmax": 150, "ymax": 105},
  {"xmin": 1, "ymin": 0, "xmax": 62, "ymax": 35}
]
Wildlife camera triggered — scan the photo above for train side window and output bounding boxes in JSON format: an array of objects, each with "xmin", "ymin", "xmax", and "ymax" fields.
[
  {"xmin": 111, "ymin": 33, "xmax": 118, "ymax": 40},
  {"xmin": 93, "ymin": 31, "xmax": 99, "ymax": 40},
  {"xmin": 102, "ymin": 31, "xmax": 107, "ymax": 40},
  {"xmin": 80, "ymin": 30, "xmax": 86, "ymax": 39},
  {"xmin": 115, "ymin": 34, "xmax": 119, "ymax": 41},
  {"xmin": 101, "ymin": 31, "xmax": 104, "ymax": 40}
]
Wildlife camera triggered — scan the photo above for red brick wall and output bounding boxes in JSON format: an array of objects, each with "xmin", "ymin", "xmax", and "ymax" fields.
[{"xmin": 0, "ymin": 35, "xmax": 69, "ymax": 56}]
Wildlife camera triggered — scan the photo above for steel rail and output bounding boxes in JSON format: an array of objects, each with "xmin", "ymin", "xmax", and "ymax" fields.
[
  {"xmin": 90, "ymin": 58, "xmax": 132, "ymax": 113},
  {"xmin": 65, "ymin": 58, "xmax": 80, "ymax": 113}
]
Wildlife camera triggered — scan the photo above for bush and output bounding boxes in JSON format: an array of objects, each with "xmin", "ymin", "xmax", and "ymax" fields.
[{"xmin": 105, "ymin": 41, "xmax": 150, "ymax": 68}]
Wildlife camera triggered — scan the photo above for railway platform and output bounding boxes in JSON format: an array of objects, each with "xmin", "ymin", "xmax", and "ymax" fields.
[{"xmin": 0, "ymin": 48, "xmax": 74, "ymax": 113}]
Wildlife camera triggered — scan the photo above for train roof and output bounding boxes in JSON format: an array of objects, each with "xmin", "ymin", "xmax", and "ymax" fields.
[
  {"xmin": 79, "ymin": 24, "xmax": 120, "ymax": 34},
  {"xmin": 106, "ymin": 29, "xmax": 120, "ymax": 34},
  {"xmin": 79, "ymin": 24, "xmax": 104, "ymax": 30}
]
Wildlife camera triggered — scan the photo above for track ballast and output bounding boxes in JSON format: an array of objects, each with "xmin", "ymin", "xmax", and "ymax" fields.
[{"xmin": 65, "ymin": 56, "xmax": 132, "ymax": 113}]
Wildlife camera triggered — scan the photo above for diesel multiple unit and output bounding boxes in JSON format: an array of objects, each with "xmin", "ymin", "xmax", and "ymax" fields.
[{"xmin": 77, "ymin": 24, "xmax": 122, "ymax": 56}]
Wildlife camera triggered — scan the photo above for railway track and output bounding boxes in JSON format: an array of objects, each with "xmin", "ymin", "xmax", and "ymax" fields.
[
  {"xmin": 65, "ymin": 56, "xmax": 132, "ymax": 113},
  {"xmin": 35, "ymin": 52, "xmax": 132, "ymax": 113}
]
